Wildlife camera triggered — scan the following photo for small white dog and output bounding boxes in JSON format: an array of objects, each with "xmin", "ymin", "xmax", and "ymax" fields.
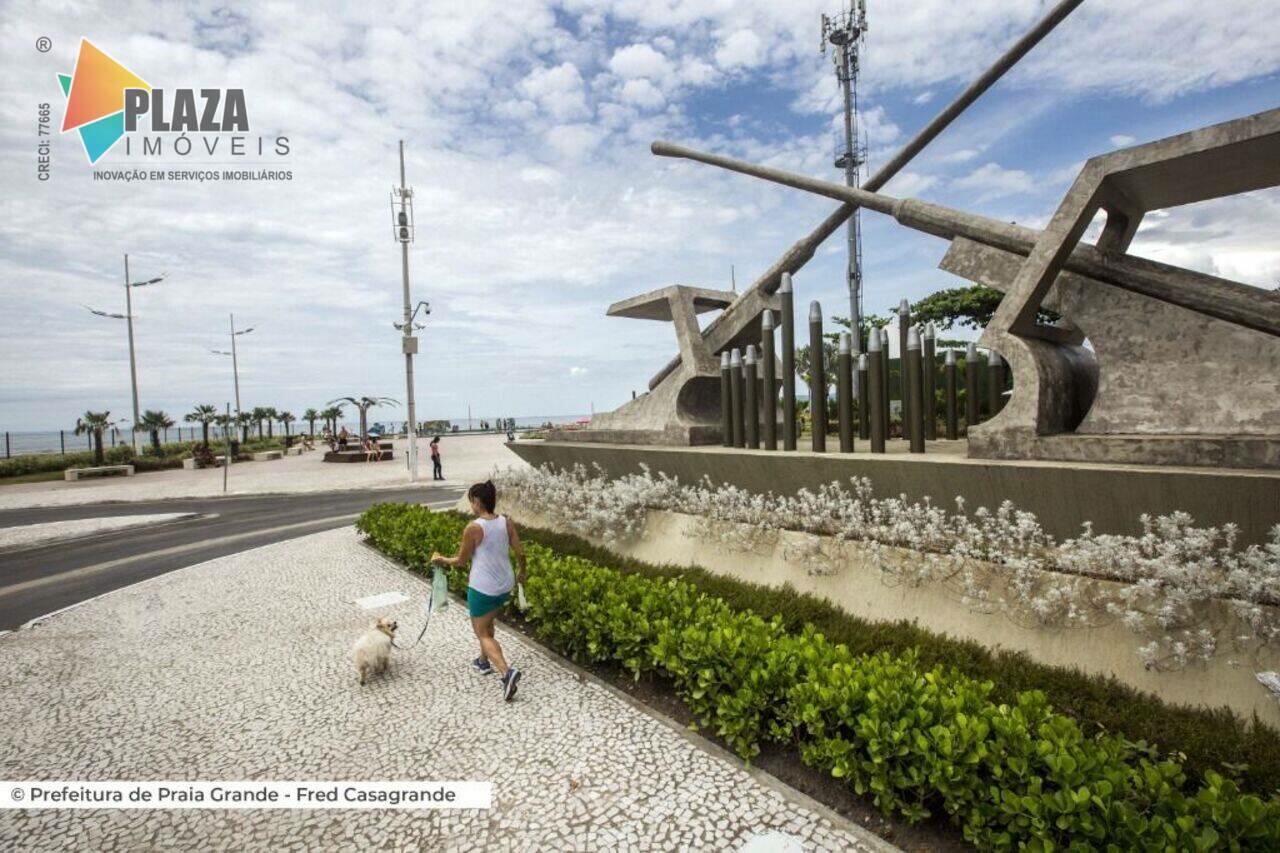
[{"xmin": 352, "ymin": 617, "xmax": 398, "ymax": 684}]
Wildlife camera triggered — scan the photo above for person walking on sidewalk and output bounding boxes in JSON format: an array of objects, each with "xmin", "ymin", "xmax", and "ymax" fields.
[
  {"xmin": 431, "ymin": 480, "xmax": 526, "ymax": 700},
  {"xmin": 430, "ymin": 436, "xmax": 444, "ymax": 480}
]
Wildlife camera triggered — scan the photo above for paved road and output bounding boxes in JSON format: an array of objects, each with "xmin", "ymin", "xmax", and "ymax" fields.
[{"xmin": 0, "ymin": 485, "xmax": 464, "ymax": 631}]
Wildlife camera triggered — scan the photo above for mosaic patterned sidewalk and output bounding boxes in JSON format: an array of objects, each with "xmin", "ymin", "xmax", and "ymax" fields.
[{"xmin": 0, "ymin": 526, "xmax": 892, "ymax": 851}]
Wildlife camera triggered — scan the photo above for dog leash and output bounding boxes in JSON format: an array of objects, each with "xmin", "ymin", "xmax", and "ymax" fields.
[{"xmin": 391, "ymin": 566, "xmax": 449, "ymax": 651}]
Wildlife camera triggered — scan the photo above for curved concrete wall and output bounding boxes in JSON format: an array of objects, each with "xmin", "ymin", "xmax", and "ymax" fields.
[{"xmin": 497, "ymin": 495, "xmax": 1280, "ymax": 728}]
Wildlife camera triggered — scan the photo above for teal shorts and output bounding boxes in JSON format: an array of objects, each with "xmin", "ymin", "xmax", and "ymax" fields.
[{"xmin": 467, "ymin": 587, "xmax": 509, "ymax": 618}]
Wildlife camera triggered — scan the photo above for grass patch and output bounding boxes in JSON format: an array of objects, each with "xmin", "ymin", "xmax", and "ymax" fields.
[{"xmin": 0, "ymin": 470, "xmax": 64, "ymax": 487}]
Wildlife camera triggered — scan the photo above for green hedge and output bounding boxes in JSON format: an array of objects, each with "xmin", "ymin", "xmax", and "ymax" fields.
[{"xmin": 356, "ymin": 503, "xmax": 1280, "ymax": 850}]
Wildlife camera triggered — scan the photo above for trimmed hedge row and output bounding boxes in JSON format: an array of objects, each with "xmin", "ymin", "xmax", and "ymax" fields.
[
  {"xmin": 356, "ymin": 503, "xmax": 1280, "ymax": 850},
  {"xmin": 0, "ymin": 437, "xmax": 290, "ymax": 478}
]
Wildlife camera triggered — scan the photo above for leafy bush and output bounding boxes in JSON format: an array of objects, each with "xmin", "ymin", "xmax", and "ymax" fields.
[{"xmin": 357, "ymin": 503, "xmax": 1280, "ymax": 850}]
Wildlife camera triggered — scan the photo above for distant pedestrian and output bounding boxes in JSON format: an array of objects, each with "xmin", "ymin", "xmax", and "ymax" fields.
[
  {"xmin": 363, "ymin": 436, "xmax": 379, "ymax": 463},
  {"xmin": 431, "ymin": 480, "xmax": 525, "ymax": 701},
  {"xmin": 338, "ymin": 426, "xmax": 350, "ymax": 450},
  {"xmin": 430, "ymin": 436, "xmax": 443, "ymax": 480}
]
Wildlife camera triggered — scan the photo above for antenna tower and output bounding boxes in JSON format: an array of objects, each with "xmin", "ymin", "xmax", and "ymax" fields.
[{"xmin": 821, "ymin": 0, "xmax": 869, "ymax": 352}]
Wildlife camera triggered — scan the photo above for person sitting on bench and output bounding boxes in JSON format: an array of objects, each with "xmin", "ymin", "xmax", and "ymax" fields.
[{"xmin": 363, "ymin": 436, "xmax": 379, "ymax": 462}]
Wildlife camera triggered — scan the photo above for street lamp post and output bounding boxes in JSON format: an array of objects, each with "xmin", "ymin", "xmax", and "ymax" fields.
[
  {"xmin": 392, "ymin": 140, "xmax": 422, "ymax": 482},
  {"xmin": 86, "ymin": 256, "xmax": 165, "ymax": 452},
  {"xmin": 212, "ymin": 315, "xmax": 253, "ymax": 443}
]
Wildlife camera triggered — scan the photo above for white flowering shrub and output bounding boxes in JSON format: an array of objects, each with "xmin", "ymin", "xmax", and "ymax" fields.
[{"xmin": 494, "ymin": 464, "xmax": 1280, "ymax": 671}]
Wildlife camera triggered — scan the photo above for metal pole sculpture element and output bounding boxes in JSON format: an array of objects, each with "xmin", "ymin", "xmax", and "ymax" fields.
[
  {"xmin": 897, "ymin": 298, "xmax": 910, "ymax": 396},
  {"xmin": 744, "ymin": 345, "xmax": 760, "ymax": 449},
  {"xmin": 879, "ymin": 326, "xmax": 890, "ymax": 441},
  {"xmin": 868, "ymin": 332, "xmax": 885, "ymax": 453},
  {"xmin": 761, "ymin": 312, "xmax": 777, "ymax": 450},
  {"xmin": 945, "ymin": 349, "xmax": 959, "ymax": 440},
  {"xmin": 729, "ymin": 348, "xmax": 745, "ymax": 449},
  {"xmin": 837, "ymin": 332, "xmax": 854, "ymax": 453},
  {"xmin": 857, "ymin": 352, "xmax": 870, "ymax": 440},
  {"xmin": 965, "ymin": 342, "xmax": 981, "ymax": 430},
  {"xmin": 720, "ymin": 351, "xmax": 732, "ymax": 447},
  {"xmin": 906, "ymin": 326, "xmax": 925, "ymax": 454},
  {"xmin": 809, "ymin": 301, "xmax": 826, "ymax": 453},
  {"xmin": 923, "ymin": 323, "xmax": 937, "ymax": 440},
  {"xmin": 989, "ymin": 351, "xmax": 1007, "ymax": 415},
  {"xmin": 780, "ymin": 274, "xmax": 797, "ymax": 450}
]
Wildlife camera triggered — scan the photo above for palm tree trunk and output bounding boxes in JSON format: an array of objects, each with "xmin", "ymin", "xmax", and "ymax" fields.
[
  {"xmin": 268, "ymin": 421, "xmax": 274, "ymax": 438},
  {"xmin": 360, "ymin": 408, "xmax": 368, "ymax": 440},
  {"xmin": 201, "ymin": 422, "xmax": 210, "ymax": 446},
  {"xmin": 151, "ymin": 430, "xmax": 160, "ymax": 452},
  {"xmin": 93, "ymin": 430, "xmax": 104, "ymax": 465}
]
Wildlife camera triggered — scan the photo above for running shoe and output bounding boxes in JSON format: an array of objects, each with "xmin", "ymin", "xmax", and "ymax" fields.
[
  {"xmin": 472, "ymin": 657, "xmax": 493, "ymax": 675},
  {"xmin": 501, "ymin": 666, "xmax": 522, "ymax": 701}
]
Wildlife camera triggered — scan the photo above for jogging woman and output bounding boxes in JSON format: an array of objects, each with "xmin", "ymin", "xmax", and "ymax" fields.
[{"xmin": 430, "ymin": 480, "xmax": 525, "ymax": 700}]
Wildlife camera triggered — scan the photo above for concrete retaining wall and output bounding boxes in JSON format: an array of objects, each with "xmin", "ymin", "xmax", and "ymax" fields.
[
  {"xmin": 497, "ymin": 494, "xmax": 1280, "ymax": 727},
  {"xmin": 506, "ymin": 441, "xmax": 1280, "ymax": 547}
]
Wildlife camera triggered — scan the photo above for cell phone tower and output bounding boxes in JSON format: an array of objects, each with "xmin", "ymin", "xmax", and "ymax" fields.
[{"xmin": 821, "ymin": 0, "xmax": 869, "ymax": 353}]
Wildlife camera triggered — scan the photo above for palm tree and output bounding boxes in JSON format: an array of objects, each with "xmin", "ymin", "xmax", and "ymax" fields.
[
  {"xmin": 138, "ymin": 410, "xmax": 174, "ymax": 453},
  {"xmin": 279, "ymin": 411, "xmax": 296, "ymax": 438},
  {"xmin": 321, "ymin": 404, "xmax": 344, "ymax": 435},
  {"xmin": 263, "ymin": 406, "xmax": 279, "ymax": 438},
  {"xmin": 303, "ymin": 408, "xmax": 320, "ymax": 437},
  {"xmin": 185, "ymin": 404, "xmax": 218, "ymax": 446},
  {"xmin": 75, "ymin": 411, "xmax": 114, "ymax": 466},
  {"xmin": 250, "ymin": 406, "xmax": 269, "ymax": 439},
  {"xmin": 237, "ymin": 411, "xmax": 253, "ymax": 444},
  {"xmin": 328, "ymin": 396, "xmax": 398, "ymax": 440},
  {"xmin": 214, "ymin": 412, "xmax": 232, "ymax": 441}
]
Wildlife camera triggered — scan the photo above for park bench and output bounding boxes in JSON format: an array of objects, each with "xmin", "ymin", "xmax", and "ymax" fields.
[
  {"xmin": 251, "ymin": 450, "xmax": 284, "ymax": 462},
  {"xmin": 64, "ymin": 464, "xmax": 134, "ymax": 481},
  {"xmin": 182, "ymin": 456, "xmax": 227, "ymax": 470},
  {"xmin": 323, "ymin": 443, "xmax": 393, "ymax": 463}
]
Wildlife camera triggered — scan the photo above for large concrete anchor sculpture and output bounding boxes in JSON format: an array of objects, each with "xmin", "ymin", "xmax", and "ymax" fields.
[{"xmin": 651, "ymin": 107, "xmax": 1280, "ymax": 469}]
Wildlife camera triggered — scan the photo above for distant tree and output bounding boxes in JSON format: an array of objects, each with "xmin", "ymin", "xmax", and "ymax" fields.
[
  {"xmin": 263, "ymin": 406, "xmax": 279, "ymax": 438},
  {"xmin": 75, "ymin": 411, "xmax": 113, "ymax": 466},
  {"xmin": 250, "ymin": 407, "xmax": 269, "ymax": 439},
  {"xmin": 236, "ymin": 411, "xmax": 253, "ymax": 443},
  {"xmin": 321, "ymin": 405, "xmax": 344, "ymax": 434},
  {"xmin": 138, "ymin": 410, "xmax": 174, "ymax": 453},
  {"xmin": 185, "ymin": 404, "xmax": 218, "ymax": 447},
  {"xmin": 279, "ymin": 411, "xmax": 296, "ymax": 438},
  {"xmin": 328, "ymin": 396, "xmax": 398, "ymax": 440},
  {"xmin": 303, "ymin": 408, "xmax": 320, "ymax": 437}
]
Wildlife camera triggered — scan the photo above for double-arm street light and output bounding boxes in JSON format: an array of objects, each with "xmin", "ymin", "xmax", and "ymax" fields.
[
  {"xmin": 211, "ymin": 314, "xmax": 254, "ymax": 440},
  {"xmin": 83, "ymin": 253, "xmax": 166, "ymax": 451}
]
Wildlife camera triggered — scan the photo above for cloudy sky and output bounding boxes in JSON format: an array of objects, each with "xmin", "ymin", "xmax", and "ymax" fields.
[{"xmin": 1, "ymin": 0, "xmax": 1277, "ymax": 431}]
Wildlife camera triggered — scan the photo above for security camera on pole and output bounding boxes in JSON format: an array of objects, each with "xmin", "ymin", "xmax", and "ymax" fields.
[{"xmin": 392, "ymin": 140, "xmax": 422, "ymax": 482}]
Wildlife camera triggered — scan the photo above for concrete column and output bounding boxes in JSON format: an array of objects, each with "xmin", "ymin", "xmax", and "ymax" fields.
[
  {"xmin": 720, "ymin": 351, "xmax": 732, "ymax": 447},
  {"xmin": 878, "ymin": 326, "xmax": 890, "ymax": 441},
  {"xmin": 761, "ymin": 312, "xmax": 777, "ymax": 450},
  {"xmin": 809, "ymin": 301, "xmax": 826, "ymax": 453},
  {"xmin": 857, "ymin": 346, "xmax": 870, "ymax": 440},
  {"xmin": 944, "ymin": 349, "xmax": 959, "ymax": 440},
  {"xmin": 780, "ymin": 274, "xmax": 797, "ymax": 451},
  {"xmin": 906, "ymin": 326, "xmax": 925, "ymax": 453},
  {"xmin": 923, "ymin": 323, "xmax": 937, "ymax": 440},
  {"xmin": 737, "ymin": 348, "xmax": 747, "ymax": 448},
  {"xmin": 744, "ymin": 345, "xmax": 759, "ymax": 449},
  {"xmin": 837, "ymin": 332, "xmax": 854, "ymax": 453},
  {"xmin": 965, "ymin": 342, "xmax": 981, "ymax": 430},
  {"xmin": 868, "ymin": 333, "xmax": 886, "ymax": 453}
]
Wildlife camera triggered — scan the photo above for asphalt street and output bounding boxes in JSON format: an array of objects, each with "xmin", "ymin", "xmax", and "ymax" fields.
[{"xmin": 0, "ymin": 485, "xmax": 465, "ymax": 631}]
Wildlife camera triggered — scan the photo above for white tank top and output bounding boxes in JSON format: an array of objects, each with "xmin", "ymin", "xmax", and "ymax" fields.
[{"xmin": 469, "ymin": 515, "xmax": 514, "ymax": 596}]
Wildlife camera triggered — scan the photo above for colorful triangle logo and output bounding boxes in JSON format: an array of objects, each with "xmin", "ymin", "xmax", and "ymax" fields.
[{"xmin": 59, "ymin": 39, "xmax": 150, "ymax": 164}]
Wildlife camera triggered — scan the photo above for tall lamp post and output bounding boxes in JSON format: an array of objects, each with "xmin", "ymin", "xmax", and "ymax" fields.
[
  {"xmin": 85, "ymin": 255, "xmax": 165, "ymax": 451},
  {"xmin": 211, "ymin": 315, "xmax": 254, "ymax": 442},
  {"xmin": 391, "ymin": 139, "xmax": 422, "ymax": 482}
]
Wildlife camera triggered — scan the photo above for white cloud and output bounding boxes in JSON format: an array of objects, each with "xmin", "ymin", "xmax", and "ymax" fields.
[
  {"xmin": 912, "ymin": 91, "xmax": 933, "ymax": 105},
  {"xmin": 619, "ymin": 78, "xmax": 667, "ymax": 110},
  {"xmin": 519, "ymin": 62, "xmax": 589, "ymax": 120},
  {"xmin": 953, "ymin": 163, "xmax": 1035, "ymax": 201},
  {"xmin": 543, "ymin": 123, "xmax": 605, "ymax": 159},
  {"xmin": 608, "ymin": 43, "xmax": 671, "ymax": 81},
  {"xmin": 1110, "ymin": 134, "xmax": 1137, "ymax": 147},
  {"xmin": 715, "ymin": 30, "xmax": 765, "ymax": 70}
]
